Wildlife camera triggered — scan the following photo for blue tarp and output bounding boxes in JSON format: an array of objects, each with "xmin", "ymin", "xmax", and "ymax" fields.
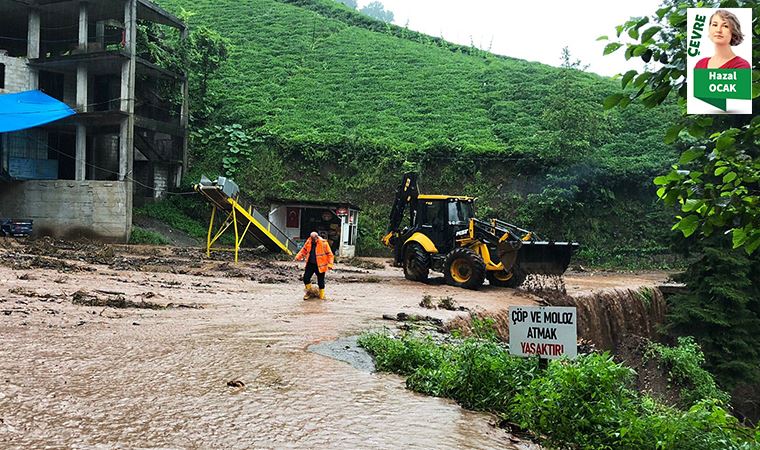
[{"xmin": 0, "ymin": 90, "xmax": 76, "ymax": 133}]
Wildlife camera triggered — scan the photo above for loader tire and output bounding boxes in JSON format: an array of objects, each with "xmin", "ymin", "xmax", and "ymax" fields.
[
  {"xmin": 444, "ymin": 247, "xmax": 486, "ymax": 290},
  {"xmin": 504, "ymin": 265, "xmax": 527, "ymax": 288},
  {"xmin": 486, "ymin": 270, "xmax": 513, "ymax": 287},
  {"xmin": 403, "ymin": 243, "xmax": 430, "ymax": 282}
]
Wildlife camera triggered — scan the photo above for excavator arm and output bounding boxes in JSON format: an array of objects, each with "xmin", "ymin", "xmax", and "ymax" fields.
[{"xmin": 382, "ymin": 172, "xmax": 419, "ymax": 247}]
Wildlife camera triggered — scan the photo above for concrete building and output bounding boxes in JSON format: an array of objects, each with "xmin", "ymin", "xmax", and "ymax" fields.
[
  {"xmin": 268, "ymin": 198, "xmax": 360, "ymax": 257},
  {"xmin": 0, "ymin": 0, "xmax": 187, "ymax": 241}
]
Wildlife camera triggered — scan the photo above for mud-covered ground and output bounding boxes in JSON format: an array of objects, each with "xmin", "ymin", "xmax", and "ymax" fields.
[{"xmin": 0, "ymin": 238, "xmax": 668, "ymax": 449}]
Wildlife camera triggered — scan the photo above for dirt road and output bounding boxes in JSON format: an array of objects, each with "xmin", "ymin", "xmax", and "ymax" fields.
[{"xmin": 0, "ymin": 240, "xmax": 667, "ymax": 449}]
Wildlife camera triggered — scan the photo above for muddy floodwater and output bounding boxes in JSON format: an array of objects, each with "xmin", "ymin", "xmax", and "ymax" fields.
[{"xmin": 0, "ymin": 241, "xmax": 667, "ymax": 448}]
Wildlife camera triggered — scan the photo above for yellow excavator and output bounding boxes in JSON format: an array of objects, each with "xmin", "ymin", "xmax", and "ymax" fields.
[{"xmin": 381, "ymin": 173, "xmax": 578, "ymax": 289}]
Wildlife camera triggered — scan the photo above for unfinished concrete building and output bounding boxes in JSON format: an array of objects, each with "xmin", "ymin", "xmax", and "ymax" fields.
[{"xmin": 0, "ymin": 0, "xmax": 188, "ymax": 241}]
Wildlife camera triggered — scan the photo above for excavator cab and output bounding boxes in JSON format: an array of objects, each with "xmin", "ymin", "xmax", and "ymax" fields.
[
  {"xmin": 383, "ymin": 173, "xmax": 578, "ymax": 290},
  {"xmin": 415, "ymin": 196, "xmax": 475, "ymax": 254}
]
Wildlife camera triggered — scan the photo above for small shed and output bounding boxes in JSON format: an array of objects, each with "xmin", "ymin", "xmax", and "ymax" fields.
[{"xmin": 267, "ymin": 198, "xmax": 360, "ymax": 257}]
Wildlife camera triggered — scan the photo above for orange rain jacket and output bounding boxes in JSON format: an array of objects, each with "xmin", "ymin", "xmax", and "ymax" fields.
[{"xmin": 295, "ymin": 237, "xmax": 335, "ymax": 273}]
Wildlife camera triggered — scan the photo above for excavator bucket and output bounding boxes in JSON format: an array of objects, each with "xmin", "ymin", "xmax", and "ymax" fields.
[
  {"xmin": 496, "ymin": 239, "xmax": 522, "ymax": 273},
  {"xmin": 514, "ymin": 241, "xmax": 579, "ymax": 275}
]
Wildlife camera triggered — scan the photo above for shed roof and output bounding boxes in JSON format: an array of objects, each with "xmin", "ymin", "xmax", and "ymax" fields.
[{"xmin": 267, "ymin": 197, "xmax": 361, "ymax": 211}]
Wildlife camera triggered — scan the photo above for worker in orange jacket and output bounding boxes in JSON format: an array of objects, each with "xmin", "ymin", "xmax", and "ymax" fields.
[{"xmin": 295, "ymin": 231, "xmax": 334, "ymax": 300}]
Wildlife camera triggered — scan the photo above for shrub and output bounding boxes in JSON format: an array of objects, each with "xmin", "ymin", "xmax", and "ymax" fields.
[
  {"xmin": 357, "ymin": 332, "xmax": 449, "ymax": 375},
  {"xmin": 511, "ymin": 353, "xmax": 638, "ymax": 448},
  {"xmin": 646, "ymin": 337, "xmax": 730, "ymax": 407},
  {"xmin": 621, "ymin": 398, "xmax": 760, "ymax": 450},
  {"xmin": 445, "ymin": 339, "xmax": 536, "ymax": 412},
  {"xmin": 359, "ymin": 331, "xmax": 759, "ymax": 449},
  {"xmin": 135, "ymin": 198, "xmax": 209, "ymax": 240},
  {"xmin": 128, "ymin": 226, "xmax": 170, "ymax": 245}
]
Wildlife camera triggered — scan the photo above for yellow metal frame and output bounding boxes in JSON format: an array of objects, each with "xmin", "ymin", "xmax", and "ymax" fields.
[
  {"xmin": 205, "ymin": 202, "xmax": 254, "ymax": 263},
  {"xmin": 204, "ymin": 196, "xmax": 293, "ymax": 263}
]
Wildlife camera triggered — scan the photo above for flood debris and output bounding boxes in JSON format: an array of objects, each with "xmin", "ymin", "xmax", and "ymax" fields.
[
  {"xmin": 419, "ymin": 295, "xmax": 469, "ymax": 311},
  {"xmin": 71, "ymin": 290, "xmax": 165, "ymax": 310},
  {"xmin": 337, "ymin": 275, "xmax": 382, "ymax": 283},
  {"xmin": 382, "ymin": 312, "xmax": 443, "ymax": 326},
  {"xmin": 166, "ymin": 302, "xmax": 204, "ymax": 309},
  {"xmin": 8, "ymin": 287, "xmax": 62, "ymax": 301},
  {"xmin": 419, "ymin": 295, "xmax": 435, "ymax": 309},
  {"xmin": 94, "ymin": 289, "xmax": 126, "ymax": 296},
  {"xmin": 446, "ymin": 311, "xmax": 512, "ymax": 341},
  {"xmin": 339, "ymin": 258, "xmax": 383, "ymax": 270},
  {"xmin": 219, "ymin": 262, "xmax": 247, "ymax": 278},
  {"xmin": 1, "ymin": 254, "xmax": 95, "ymax": 273}
]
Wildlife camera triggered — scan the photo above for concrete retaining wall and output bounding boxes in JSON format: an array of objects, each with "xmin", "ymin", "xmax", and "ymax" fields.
[{"xmin": 0, "ymin": 180, "xmax": 130, "ymax": 242}]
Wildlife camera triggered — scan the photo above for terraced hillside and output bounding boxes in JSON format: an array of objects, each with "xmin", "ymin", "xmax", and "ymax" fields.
[{"xmin": 157, "ymin": 0, "xmax": 681, "ymax": 265}]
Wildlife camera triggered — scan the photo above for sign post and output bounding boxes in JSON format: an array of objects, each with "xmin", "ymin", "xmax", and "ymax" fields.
[{"xmin": 508, "ymin": 306, "xmax": 577, "ymax": 368}]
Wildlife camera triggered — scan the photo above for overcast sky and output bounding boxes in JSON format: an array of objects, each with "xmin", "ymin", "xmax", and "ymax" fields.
[{"xmin": 356, "ymin": 0, "xmax": 663, "ymax": 77}]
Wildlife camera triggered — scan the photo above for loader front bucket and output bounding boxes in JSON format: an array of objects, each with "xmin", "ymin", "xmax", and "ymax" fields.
[
  {"xmin": 496, "ymin": 239, "xmax": 523, "ymax": 273},
  {"xmin": 514, "ymin": 241, "xmax": 579, "ymax": 275}
]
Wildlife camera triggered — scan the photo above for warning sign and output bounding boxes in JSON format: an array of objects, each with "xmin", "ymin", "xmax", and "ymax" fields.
[{"xmin": 508, "ymin": 306, "xmax": 577, "ymax": 359}]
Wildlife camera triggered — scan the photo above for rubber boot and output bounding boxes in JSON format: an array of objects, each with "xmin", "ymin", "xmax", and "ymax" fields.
[
  {"xmin": 319, "ymin": 288, "xmax": 326, "ymax": 300},
  {"xmin": 303, "ymin": 283, "xmax": 313, "ymax": 300}
]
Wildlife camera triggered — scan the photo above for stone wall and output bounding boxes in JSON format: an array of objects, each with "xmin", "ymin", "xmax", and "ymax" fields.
[{"xmin": 0, "ymin": 53, "xmax": 31, "ymax": 93}]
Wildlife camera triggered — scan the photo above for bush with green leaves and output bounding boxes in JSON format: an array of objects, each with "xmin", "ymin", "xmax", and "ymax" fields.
[
  {"xmin": 647, "ymin": 337, "xmax": 730, "ymax": 408},
  {"xmin": 621, "ymin": 398, "xmax": 760, "ymax": 450},
  {"xmin": 356, "ymin": 332, "xmax": 449, "ymax": 376},
  {"xmin": 443, "ymin": 339, "xmax": 537, "ymax": 412},
  {"xmin": 135, "ymin": 197, "xmax": 210, "ymax": 240},
  {"xmin": 512, "ymin": 353, "xmax": 638, "ymax": 448},
  {"xmin": 128, "ymin": 226, "xmax": 170, "ymax": 245},
  {"xmin": 359, "ymin": 330, "xmax": 759, "ymax": 449}
]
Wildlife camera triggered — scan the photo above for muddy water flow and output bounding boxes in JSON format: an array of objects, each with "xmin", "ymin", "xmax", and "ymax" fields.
[{"xmin": 0, "ymin": 253, "xmax": 545, "ymax": 449}]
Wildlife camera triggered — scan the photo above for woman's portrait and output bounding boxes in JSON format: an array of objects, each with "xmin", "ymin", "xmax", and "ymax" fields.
[{"xmin": 695, "ymin": 10, "xmax": 751, "ymax": 69}]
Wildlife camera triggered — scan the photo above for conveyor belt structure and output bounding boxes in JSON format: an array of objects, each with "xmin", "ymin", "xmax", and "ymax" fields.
[{"xmin": 195, "ymin": 176, "xmax": 298, "ymax": 262}]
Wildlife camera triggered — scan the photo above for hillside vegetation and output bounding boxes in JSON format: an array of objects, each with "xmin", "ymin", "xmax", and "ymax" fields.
[{"xmin": 157, "ymin": 0, "xmax": 681, "ymax": 265}]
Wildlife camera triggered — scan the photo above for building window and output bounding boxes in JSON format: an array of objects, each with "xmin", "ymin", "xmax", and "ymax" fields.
[{"xmin": 0, "ymin": 63, "xmax": 5, "ymax": 89}]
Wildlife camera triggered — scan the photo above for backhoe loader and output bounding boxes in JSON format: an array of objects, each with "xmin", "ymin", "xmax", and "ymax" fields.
[{"xmin": 381, "ymin": 173, "xmax": 578, "ymax": 289}]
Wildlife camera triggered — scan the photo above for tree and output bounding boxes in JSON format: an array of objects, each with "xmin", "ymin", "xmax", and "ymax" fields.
[
  {"xmin": 666, "ymin": 236, "xmax": 760, "ymax": 389},
  {"xmin": 335, "ymin": 0, "xmax": 357, "ymax": 8},
  {"xmin": 559, "ymin": 46, "xmax": 589, "ymax": 71},
  {"xmin": 602, "ymin": 0, "xmax": 760, "ymax": 254},
  {"xmin": 540, "ymin": 48, "xmax": 605, "ymax": 161},
  {"xmin": 360, "ymin": 1, "xmax": 394, "ymax": 23},
  {"xmin": 186, "ymin": 26, "xmax": 231, "ymax": 124}
]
